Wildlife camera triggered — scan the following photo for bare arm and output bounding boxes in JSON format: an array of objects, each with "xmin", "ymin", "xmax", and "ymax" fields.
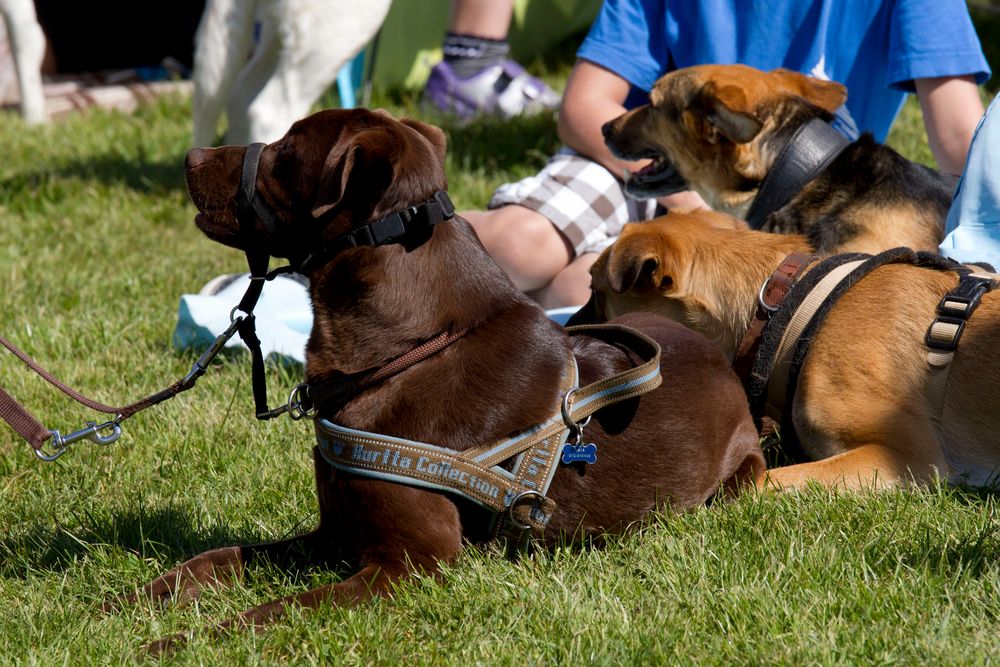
[
  {"xmin": 556, "ymin": 59, "xmax": 706, "ymax": 209},
  {"xmin": 556, "ymin": 59, "xmax": 643, "ymax": 175},
  {"xmin": 915, "ymin": 75, "xmax": 984, "ymax": 175}
]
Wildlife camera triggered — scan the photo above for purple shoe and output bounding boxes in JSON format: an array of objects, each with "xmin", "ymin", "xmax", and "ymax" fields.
[{"xmin": 423, "ymin": 59, "xmax": 561, "ymax": 120}]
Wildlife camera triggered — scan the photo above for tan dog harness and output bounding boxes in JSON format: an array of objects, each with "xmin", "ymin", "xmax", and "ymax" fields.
[
  {"xmin": 314, "ymin": 324, "xmax": 663, "ymax": 553},
  {"xmin": 739, "ymin": 248, "xmax": 997, "ymax": 457}
]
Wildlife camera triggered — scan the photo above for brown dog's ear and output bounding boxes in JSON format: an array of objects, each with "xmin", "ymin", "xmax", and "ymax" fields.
[
  {"xmin": 605, "ymin": 234, "xmax": 675, "ymax": 294},
  {"xmin": 311, "ymin": 129, "xmax": 394, "ymax": 219},
  {"xmin": 771, "ymin": 68, "xmax": 847, "ymax": 113},
  {"xmin": 400, "ymin": 117, "xmax": 448, "ymax": 167},
  {"xmin": 704, "ymin": 84, "xmax": 764, "ymax": 144}
]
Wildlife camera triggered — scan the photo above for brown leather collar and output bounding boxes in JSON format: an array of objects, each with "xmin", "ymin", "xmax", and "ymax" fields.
[
  {"xmin": 731, "ymin": 252, "xmax": 818, "ymax": 386},
  {"xmin": 307, "ymin": 326, "xmax": 471, "ymax": 416}
]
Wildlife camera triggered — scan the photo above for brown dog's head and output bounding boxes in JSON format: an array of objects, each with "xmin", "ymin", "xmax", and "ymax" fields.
[
  {"xmin": 573, "ymin": 209, "xmax": 805, "ymax": 359},
  {"xmin": 185, "ymin": 108, "xmax": 449, "ymax": 263},
  {"xmin": 602, "ymin": 64, "xmax": 846, "ymax": 215}
]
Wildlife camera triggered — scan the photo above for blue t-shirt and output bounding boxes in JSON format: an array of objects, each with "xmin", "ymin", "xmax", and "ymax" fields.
[{"xmin": 578, "ymin": 0, "xmax": 991, "ymax": 141}]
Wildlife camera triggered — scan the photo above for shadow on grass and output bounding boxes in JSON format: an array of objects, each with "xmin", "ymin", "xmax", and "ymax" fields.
[
  {"xmin": 0, "ymin": 504, "xmax": 324, "ymax": 579},
  {"xmin": 438, "ymin": 111, "xmax": 562, "ymax": 175},
  {"xmin": 0, "ymin": 152, "xmax": 187, "ymax": 207}
]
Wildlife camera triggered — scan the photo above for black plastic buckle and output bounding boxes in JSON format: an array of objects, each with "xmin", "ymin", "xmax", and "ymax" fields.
[
  {"xmin": 370, "ymin": 212, "xmax": 408, "ymax": 244},
  {"xmin": 936, "ymin": 276, "xmax": 990, "ymax": 319},
  {"xmin": 433, "ymin": 190, "xmax": 456, "ymax": 219},
  {"xmin": 925, "ymin": 315, "xmax": 966, "ymax": 352}
]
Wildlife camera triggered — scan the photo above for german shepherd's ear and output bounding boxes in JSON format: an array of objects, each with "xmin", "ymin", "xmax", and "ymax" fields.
[
  {"xmin": 771, "ymin": 68, "xmax": 847, "ymax": 114},
  {"xmin": 312, "ymin": 129, "xmax": 394, "ymax": 220},
  {"xmin": 605, "ymin": 232, "xmax": 678, "ymax": 294},
  {"xmin": 703, "ymin": 84, "xmax": 765, "ymax": 144}
]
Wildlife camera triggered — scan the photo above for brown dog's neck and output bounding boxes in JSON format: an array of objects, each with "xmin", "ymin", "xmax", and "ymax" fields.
[{"xmin": 302, "ymin": 217, "xmax": 568, "ymax": 446}]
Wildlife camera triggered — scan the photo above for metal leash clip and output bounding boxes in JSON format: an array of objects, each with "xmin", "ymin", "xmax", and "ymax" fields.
[
  {"xmin": 287, "ymin": 383, "xmax": 316, "ymax": 421},
  {"xmin": 39, "ymin": 419, "xmax": 122, "ymax": 461},
  {"xmin": 560, "ymin": 388, "xmax": 597, "ymax": 465}
]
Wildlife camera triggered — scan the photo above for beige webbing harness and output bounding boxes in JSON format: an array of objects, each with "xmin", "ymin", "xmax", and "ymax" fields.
[
  {"xmin": 737, "ymin": 249, "xmax": 997, "ymax": 460},
  {"xmin": 315, "ymin": 324, "xmax": 663, "ymax": 553},
  {"xmin": 924, "ymin": 266, "xmax": 999, "ymax": 425}
]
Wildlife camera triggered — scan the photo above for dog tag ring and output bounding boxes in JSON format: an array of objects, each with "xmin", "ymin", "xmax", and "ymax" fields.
[{"xmin": 560, "ymin": 389, "xmax": 597, "ymax": 464}]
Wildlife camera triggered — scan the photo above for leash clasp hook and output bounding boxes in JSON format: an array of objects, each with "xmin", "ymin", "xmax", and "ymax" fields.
[
  {"xmin": 39, "ymin": 420, "xmax": 122, "ymax": 461},
  {"xmin": 560, "ymin": 388, "xmax": 591, "ymax": 445},
  {"xmin": 287, "ymin": 383, "xmax": 316, "ymax": 421}
]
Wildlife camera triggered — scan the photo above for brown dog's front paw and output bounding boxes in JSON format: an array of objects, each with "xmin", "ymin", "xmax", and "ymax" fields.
[{"xmin": 142, "ymin": 631, "xmax": 191, "ymax": 657}]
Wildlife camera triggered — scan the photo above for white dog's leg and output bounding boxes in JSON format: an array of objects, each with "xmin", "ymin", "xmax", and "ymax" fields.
[
  {"xmin": 192, "ymin": 0, "xmax": 259, "ymax": 146},
  {"xmin": 226, "ymin": 12, "xmax": 282, "ymax": 145},
  {"xmin": 241, "ymin": 0, "xmax": 392, "ymax": 144},
  {"xmin": 0, "ymin": 0, "xmax": 47, "ymax": 124}
]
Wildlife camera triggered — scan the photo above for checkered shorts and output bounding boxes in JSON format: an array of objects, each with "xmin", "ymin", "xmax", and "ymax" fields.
[{"xmin": 488, "ymin": 147, "xmax": 660, "ymax": 256}]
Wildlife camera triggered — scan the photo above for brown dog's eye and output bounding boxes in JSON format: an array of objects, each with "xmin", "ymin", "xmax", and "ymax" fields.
[{"xmin": 659, "ymin": 276, "xmax": 673, "ymax": 291}]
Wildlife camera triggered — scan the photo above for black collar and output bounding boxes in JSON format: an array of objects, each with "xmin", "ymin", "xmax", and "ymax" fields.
[
  {"xmin": 745, "ymin": 118, "xmax": 850, "ymax": 229},
  {"xmin": 297, "ymin": 190, "xmax": 456, "ymax": 274},
  {"xmin": 236, "ymin": 141, "xmax": 456, "ymax": 276}
]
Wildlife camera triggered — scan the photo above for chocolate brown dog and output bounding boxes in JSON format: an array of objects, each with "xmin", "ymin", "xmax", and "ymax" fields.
[
  {"xmin": 116, "ymin": 109, "xmax": 764, "ymax": 650},
  {"xmin": 575, "ymin": 210, "xmax": 1000, "ymax": 492},
  {"xmin": 602, "ymin": 64, "xmax": 955, "ymax": 255}
]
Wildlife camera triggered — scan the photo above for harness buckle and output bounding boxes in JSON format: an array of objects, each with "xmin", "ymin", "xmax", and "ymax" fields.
[
  {"xmin": 936, "ymin": 276, "xmax": 990, "ymax": 319},
  {"xmin": 925, "ymin": 315, "xmax": 966, "ymax": 352},
  {"xmin": 506, "ymin": 490, "xmax": 546, "ymax": 530}
]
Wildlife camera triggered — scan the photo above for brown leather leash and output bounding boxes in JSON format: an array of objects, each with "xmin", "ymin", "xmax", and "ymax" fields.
[
  {"xmin": 0, "ymin": 142, "xmax": 460, "ymax": 462},
  {"xmin": 0, "ymin": 302, "xmax": 260, "ymax": 460}
]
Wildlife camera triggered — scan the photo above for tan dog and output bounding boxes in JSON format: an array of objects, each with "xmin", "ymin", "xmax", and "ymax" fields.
[
  {"xmin": 601, "ymin": 64, "xmax": 955, "ymax": 255},
  {"xmin": 573, "ymin": 210, "xmax": 1000, "ymax": 492}
]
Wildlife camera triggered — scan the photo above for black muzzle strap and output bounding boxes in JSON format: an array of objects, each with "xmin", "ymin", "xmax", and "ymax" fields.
[{"xmin": 233, "ymin": 142, "xmax": 298, "ymax": 420}]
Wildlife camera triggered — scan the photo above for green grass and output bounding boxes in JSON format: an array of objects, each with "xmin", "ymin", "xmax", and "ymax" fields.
[{"xmin": 1, "ymin": 77, "xmax": 999, "ymax": 664}]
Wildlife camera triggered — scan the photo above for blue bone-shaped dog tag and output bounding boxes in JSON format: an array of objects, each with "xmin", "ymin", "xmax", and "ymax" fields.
[{"xmin": 561, "ymin": 442, "xmax": 598, "ymax": 465}]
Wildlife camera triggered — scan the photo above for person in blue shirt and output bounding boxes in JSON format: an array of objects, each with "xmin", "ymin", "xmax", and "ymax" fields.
[
  {"xmin": 463, "ymin": 0, "xmax": 991, "ymax": 309},
  {"xmin": 939, "ymin": 93, "xmax": 1000, "ymax": 270}
]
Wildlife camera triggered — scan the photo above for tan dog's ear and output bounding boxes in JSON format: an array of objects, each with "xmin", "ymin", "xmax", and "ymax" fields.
[
  {"xmin": 605, "ymin": 234, "xmax": 676, "ymax": 294},
  {"xmin": 311, "ymin": 129, "xmax": 394, "ymax": 219},
  {"xmin": 704, "ymin": 84, "xmax": 764, "ymax": 144},
  {"xmin": 771, "ymin": 68, "xmax": 847, "ymax": 113}
]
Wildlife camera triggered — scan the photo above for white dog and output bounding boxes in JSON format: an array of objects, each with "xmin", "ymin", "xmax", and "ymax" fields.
[
  {"xmin": 192, "ymin": 0, "xmax": 391, "ymax": 147},
  {"xmin": 0, "ymin": 0, "xmax": 46, "ymax": 123}
]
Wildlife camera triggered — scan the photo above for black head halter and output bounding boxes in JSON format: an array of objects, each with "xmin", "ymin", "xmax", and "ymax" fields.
[{"xmin": 230, "ymin": 142, "xmax": 456, "ymax": 419}]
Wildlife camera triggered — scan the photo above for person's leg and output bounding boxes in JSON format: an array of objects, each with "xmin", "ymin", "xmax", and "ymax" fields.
[
  {"xmin": 448, "ymin": 0, "xmax": 513, "ymax": 41},
  {"xmin": 423, "ymin": 0, "xmax": 560, "ymax": 119},
  {"xmin": 532, "ymin": 252, "xmax": 598, "ymax": 310},
  {"xmin": 468, "ymin": 148, "xmax": 657, "ymax": 310},
  {"xmin": 463, "ymin": 206, "xmax": 572, "ymax": 292}
]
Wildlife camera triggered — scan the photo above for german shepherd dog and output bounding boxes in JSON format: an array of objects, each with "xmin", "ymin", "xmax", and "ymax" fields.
[{"xmin": 602, "ymin": 64, "xmax": 956, "ymax": 255}]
